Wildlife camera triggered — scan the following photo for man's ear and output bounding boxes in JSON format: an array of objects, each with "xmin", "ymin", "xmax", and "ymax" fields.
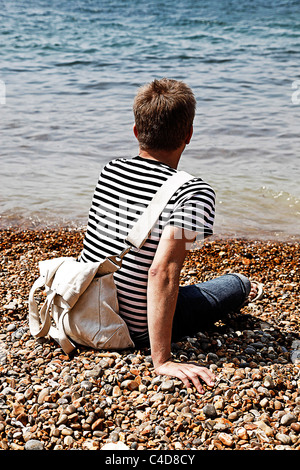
[
  {"xmin": 133, "ymin": 123, "xmax": 138, "ymax": 139},
  {"xmin": 185, "ymin": 125, "xmax": 193, "ymax": 145}
]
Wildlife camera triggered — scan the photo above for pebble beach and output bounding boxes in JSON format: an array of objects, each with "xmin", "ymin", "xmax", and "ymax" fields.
[{"xmin": 0, "ymin": 228, "xmax": 299, "ymax": 451}]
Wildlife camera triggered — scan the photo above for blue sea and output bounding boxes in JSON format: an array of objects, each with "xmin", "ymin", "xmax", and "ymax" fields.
[{"xmin": 1, "ymin": 0, "xmax": 300, "ymax": 240}]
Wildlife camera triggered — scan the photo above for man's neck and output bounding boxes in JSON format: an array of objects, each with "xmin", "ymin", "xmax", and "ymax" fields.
[{"xmin": 138, "ymin": 146, "xmax": 185, "ymax": 169}]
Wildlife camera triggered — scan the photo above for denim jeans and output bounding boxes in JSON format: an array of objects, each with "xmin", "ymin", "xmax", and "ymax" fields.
[
  {"xmin": 133, "ymin": 273, "xmax": 251, "ymax": 348},
  {"xmin": 171, "ymin": 273, "xmax": 251, "ymax": 342}
]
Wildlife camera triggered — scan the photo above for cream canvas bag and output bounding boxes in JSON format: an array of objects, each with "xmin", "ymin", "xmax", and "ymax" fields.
[{"xmin": 28, "ymin": 171, "xmax": 193, "ymax": 354}]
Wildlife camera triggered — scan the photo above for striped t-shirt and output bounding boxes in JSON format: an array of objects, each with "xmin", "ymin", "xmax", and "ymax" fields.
[{"xmin": 79, "ymin": 156, "xmax": 215, "ymax": 342}]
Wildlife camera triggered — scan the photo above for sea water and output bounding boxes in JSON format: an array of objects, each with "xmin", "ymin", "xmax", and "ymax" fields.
[{"xmin": 1, "ymin": 0, "xmax": 300, "ymax": 240}]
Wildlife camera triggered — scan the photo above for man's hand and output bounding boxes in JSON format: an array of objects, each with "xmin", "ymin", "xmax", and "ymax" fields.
[{"xmin": 154, "ymin": 360, "xmax": 215, "ymax": 394}]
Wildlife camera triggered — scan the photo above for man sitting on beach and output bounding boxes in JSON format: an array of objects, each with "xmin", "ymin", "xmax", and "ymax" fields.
[{"xmin": 80, "ymin": 78, "xmax": 258, "ymax": 392}]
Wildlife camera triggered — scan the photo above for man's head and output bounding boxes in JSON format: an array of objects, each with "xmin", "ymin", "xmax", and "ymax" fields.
[{"xmin": 133, "ymin": 78, "xmax": 196, "ymax": 151}]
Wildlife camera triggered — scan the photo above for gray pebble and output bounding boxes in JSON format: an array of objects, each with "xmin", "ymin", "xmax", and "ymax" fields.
[
  {"xmin": 160, "ymin": 380, "xmax": 175, "ymax": 392},
  {"xmin": 290, "ymin": 350, "xmax": 300, "ymax": 364},
  {"xmin": 84, "ymin": 367, "xmax": 102, "ymax": 379},
  {"xmin": 203, "ymin": 404, "xmax": 217, "ymax": 419},
  {"xmin": 6, "ymin": 323, "xmax": 16, "ymax": 332},
  {"xmin": 25, "ymin": 439, "xmax": 44, "ymax": 451},
  {"xmin": 206, "ymin": 353, "xmax": 219, "ymax": 362},
  {"xmin": 276, "ymin": 433, "xmax": 292, "ymax": 445},
  {"xmin": 280, "ymin": 413, "xmax": 297, "ymax": 426},
  {"xmin": 80, "ymin": 380, "xmax": 93, "ymax": 391}
]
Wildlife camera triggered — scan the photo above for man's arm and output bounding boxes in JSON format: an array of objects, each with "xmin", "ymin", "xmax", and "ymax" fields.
[{"xmin": 147, "ymin": 225, "xmax": 215, "ymax": 393}]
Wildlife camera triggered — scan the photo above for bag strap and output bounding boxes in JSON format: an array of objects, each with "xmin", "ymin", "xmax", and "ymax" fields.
[
  {"xmin": 126, "ymin": 170, "xmax": 194, "ymax": 249},
  {"xmin": 28, "ymin": 277, "xmax": 55, "ymax": 339}
]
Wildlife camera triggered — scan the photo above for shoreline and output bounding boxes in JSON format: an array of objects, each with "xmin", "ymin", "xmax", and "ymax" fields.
[
  {"xmin": 1, "ymin": 221, "xmax": 299, "ymax": 244},
  {"xmin": 0, "ymin": 228, "xmax": 299, "ymax": 450}
]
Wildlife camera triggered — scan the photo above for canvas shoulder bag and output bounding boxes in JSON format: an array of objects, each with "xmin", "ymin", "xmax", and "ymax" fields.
[{"xmin": 28, "ymin": 171, "xmax": 194, "ymax": 354}]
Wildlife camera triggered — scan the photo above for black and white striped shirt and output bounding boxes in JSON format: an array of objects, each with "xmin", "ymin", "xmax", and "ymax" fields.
[{"xmin": 79, "ymin": 156, "xmax": 215, "ymax": 342}]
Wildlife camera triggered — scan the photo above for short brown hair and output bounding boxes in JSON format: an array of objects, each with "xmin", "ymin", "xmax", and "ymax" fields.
[{"xmin": 133, "ymin": 78, "xmax": 196, "ymax": 151}]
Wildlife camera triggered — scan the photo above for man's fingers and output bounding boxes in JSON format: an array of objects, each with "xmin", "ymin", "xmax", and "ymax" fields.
[
  {"xmin": 188, "ymin": 373, "xmax": 204, "ymax": 394},
  {"xmin": 176, "ymin": 371, "xmax": 193, "ymax": 391},
  {"xmin": 182, "ymin": 364, "xmax": 215, "ymax": 385},
  {"xmin": 197, "ymin": 366, "xmax": 216, "ymax": 386},
  {"xmin": 155, "ymin": 361, "xmax": 216, "ymax": 394},
  {"xmin": 177, "ymin": 365, "xmax": 213, "ymax": 394}
]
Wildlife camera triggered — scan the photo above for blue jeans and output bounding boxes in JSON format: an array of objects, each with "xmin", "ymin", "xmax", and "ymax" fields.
[
  {"xmin": 172, "ymin": 273, "xmax": 251, "ymax": 342},
  {"xmin": 133, "ymin": 273, "xmax": 251, "ymax": 348}
]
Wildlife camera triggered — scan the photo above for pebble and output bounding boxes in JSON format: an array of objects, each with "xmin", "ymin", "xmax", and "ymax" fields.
[
  {"xmin": 276, "ymin": 433, "xmax": 292, "ymax": 445},
  {"xmin": 160, "ymin": 380, "xmax": 175, "ymax": 392},
  {"xmin": 290, "ymin": 350, "xmax": 300, "ymax": 364},
  {"xmin": 203, "ymin": 404, "xmax": 218, "ymax": 419},
  {"xmin": 280, "ymin": 413, "xmax": 297, "ymax": 426},
  {"xmin": 218, "ymin": 432, "xmax": 234, "ymax": 447},
  {"xmin": 1, "ymin": 229, "xmax": 300, "ymax": 451},
  {"xmin": 37, "ymin": 388, "xmax": 50, "ymax": 404},
  {"xmin": 24, "ymin": 440, "xmax": 44, "ymax": 451}
]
